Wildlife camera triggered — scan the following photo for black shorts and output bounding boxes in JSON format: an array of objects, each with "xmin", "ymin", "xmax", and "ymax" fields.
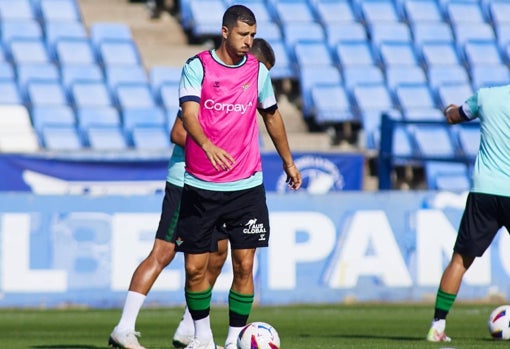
[
  {"xmin": 454, "ymin": 192, "xmax": 510, "ymax": 257},
  {"xmin": 155, "ymin": 182, "xmax": 228, "ymax": 250},
  {"xmin": 175, "ymin": 184, "xmax": 270, "ymax": 253}
]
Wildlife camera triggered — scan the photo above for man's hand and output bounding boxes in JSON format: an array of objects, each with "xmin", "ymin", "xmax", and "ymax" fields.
[
  {"xmin": 283, "ymin": 163, "xmax": 302, "ymax": 190},
  {"xmin": 202, "ymin": 140, "xmax": 235, "ymax": 171}
]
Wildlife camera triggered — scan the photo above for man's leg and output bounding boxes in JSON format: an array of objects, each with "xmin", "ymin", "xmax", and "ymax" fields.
[{"xmin": 224, "ymin": 248, "xmax": 256, "ymax": 348}]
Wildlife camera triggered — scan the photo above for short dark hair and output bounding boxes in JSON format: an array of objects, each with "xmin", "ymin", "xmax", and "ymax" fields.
[
  {"xmin": 222, "ymin": 4, "xmax": 256, "ymax": 29},
  {"xmin": 251, "ymin": 38, "xmax": 275, "ymax": 69}
]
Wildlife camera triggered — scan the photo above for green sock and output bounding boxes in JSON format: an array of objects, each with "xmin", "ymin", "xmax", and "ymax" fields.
[
  {"xmin": 185, "ymin": 287, "xmax": 212, "ymax": 320},
  {"xmin": 228, "ymin": 290, "xmax": 254, "ymax": 327},
  {"xmin": 434, "ymin": 289, "xmax": 457, "ymax": 319}
]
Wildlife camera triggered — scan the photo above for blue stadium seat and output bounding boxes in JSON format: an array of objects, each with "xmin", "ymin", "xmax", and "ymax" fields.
[
  {"xmin": 385, "ymin": 65, "xmax": 427, "ymax": 92},
  {"xmin": 54, "ymin": 38, "xmax": 96, "ymax": 65},
  {"xmin": 185, "ymin": 0, "xmax": 226, "ymax": 39},
  {"xmin": 26, "ymin": 80, "xmax": 67, "ymax": 106},
  {"xmin": 227, "ymin": 0, "xmax": 273, "ymax": 22},
  {"xmin": 392, "ymin": 125, "xmax": 415, "ymax": 158},
  {"xmin": 452, "ymin": 22, "xmax": 496, "ymax": 53},
  {"xmin": 335, "ymin": 40, "xmax": 376, "ymax": 67},
  {"xmin": 31, "ymin": 105, "xmax": 75, "ymax": 133},
  {"xmin": 0, "ymin": 80, "xmax": 22, "ymax": 104},
  {"xmin": 310, "ymin": 84, "xmax": 355, "ymax": 125},
  {"xmin": 38, "ymin": 0, "xmax": 81, "ymax": 22},
  {"xmin": 115, "ymin": 83, "xmax": 155, "ymax": 109},
  {"xmin": 496, "ymin": 24, "xmax": 510, "ymax": 52},
  {"xmin": 254, "ymin": 21, "xmax": 282, "ymax": 42},
  {"xmin": 411, "ymin": 22, "xmax": 453, "ymax": 52},
  {"xmin": 85, "ymin": 125, "xmax": 128, "ymax": 150},
  {"xmin": 352, "ymin": 83, "xmax": 395, "ymax": 113},
  {"xmin": 76, "ymin": 106, "xmax": 120, "ymax": 132},
  {"xmin": 0, "ymin": 61, "xmax": 15, "ymax": 80},
  {"xmin": 105, "ymin": 65, "xmax": 148, "ymax": 91},
  {"xmin": 44, "ymin": 21, "xmax": 88, "ymax": 53},
  {"xmin": 489, "ymin": 0, "xmax": 510, "ymax": 28},
  {"xmin": 89, "ymin": 22, "xmax": 133, "ymax": 46},
  {"xmin": 313, "ymin": 0, "xmax": 357, "ymax": 25},
  {"xmin": 324, "ymin": 22, "xmax": 367, "ymax": 49},
  {"xmin": 427, "ymin": 65, "xmax": 470, "ymax": 92},
  {"xmin": 159, "ymin": 81, "xmax": 180, "ymax": 110},
  {"xmin": 470, "ymin": 64, "xmax": 510, "ymax": 90},
  {"xmin": 412, "ymin": 124, "xmax": 457, "ymax": 158},
  {"xmin": 455, "ymin": 124, "xmax": 480, "ymax": 158},
  {"xmin": 8, "ymin": 38, "xmax": 50, "ymax": 64},
  {"xmin": 122, "ymin": 106, "xmax": 166, "ymax": 133},
  {"xmin": 282, "ymin": 22, "xmax": 325, "ymax": 54},
  {"xmin": 266, "ymin": 40, "xmax": 294, "ymax": 80},
  {"xmin": 149, "ymin": 65, "xmax": 182, "ymax": 96},
  {"xmin": 445, "ymin": 0, "xmax": 486, "ymax": 24},
  {"xmin": 404, "ymin": 107, "xmax": 445, "ymax": 122},
  {"xmin": 425, "ymin": 161, "xmax": 470, "ymax": 191},
  {"xmin": 368, "ymin": 22, "xmax": 412, "ymax": 49},
  {"xmin": 463, "ymin": 40, "xmax": 502, "ymax": 67},
  {"xmin": 377, "ymin": 41, "xmax": 419, "ymax": 67},
  {"xmin": 394, "ymin": 83, "xmax": 436, "ymax": 111},
  {"xmin": 403, "ymin": 0, "xmax": 443, "ymax": 23},
  {"xmin": 1, "ymin": 19, "xmax": 42, "ymax": 44},
  {"xmin": 17, "ymin": 62, "xmax": 60, "ymax": 95},
  {"xmin": 60, "ymin": 64, "xmax": 104, "ymax": 90},
  {"xmin": 294, "ymin": 41, "xmax": 334, "ymax": 67},
  {"xmin": 273, "ymin": 0, "xmax": 316, "ymax": 24},
  {"xmin": 436, "ymin": 82, "xmax": 473, "ymax": 109},
  {"xmin": 420, "ymin": 42, "xmax": 461, "ymax": 67},
  {"xmin": 131, "ymin": 125, "xmax": 171, "ymax": 150},
  {"xmin": 71, "ymin": 81, "xmax": 112, "ymax": 107},
  {"xmin": 41, "ymin": 125, "xmax": 83, "ymax": 150},
  {"xmin": 360, "ymin": 108, "xmax": 402, "ymax": 150},
  {"xmin": 166, "ymin": 107, "xmax": 180, "ymax": 131},
  {"xmin": 97, "ymin": 40, "xmax": 141, "ymax": 66},
  {"xmin": 342, "ymin": 65, "xmax": 385, "ymax": 93},
  {"xmin": 358, "ymin": 0, "xmax": 400, "ymax": 23},
  {"xmin": 0, "ymin": 0, "xmax": 34, "ymax": 19},
  {"xmin": 298, "ymin": 65, "xmax": 342, "ymax": 118}
]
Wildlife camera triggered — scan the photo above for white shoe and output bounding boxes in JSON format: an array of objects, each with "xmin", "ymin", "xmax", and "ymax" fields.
[
  {"xmin": 184, "ymin": 337, "xmax": 221, "ymax": 349},
  {"xmin": 224, "ymin": 341, "xmax": 236, "ymax": 349},
  {"xmin": 108, "ymin": 326, "xmax": 146, "ymax": 349},
  {"xmin": 172, "ymin": 329, "xmax": 194, "ymax": 348},
  {"xmin": 426, "ymin": 327, "xmax": 451, "ymax": 342}
]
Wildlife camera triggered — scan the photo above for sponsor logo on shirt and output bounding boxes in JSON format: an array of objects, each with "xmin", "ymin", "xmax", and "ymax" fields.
[{"xmin": 204, "ymin": 99, "xmax": 253, "ymax": 114}]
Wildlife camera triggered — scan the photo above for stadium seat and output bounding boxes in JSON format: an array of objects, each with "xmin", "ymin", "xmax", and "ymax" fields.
[
  {"xmin": 1, "ymin": 19, "xmax": 42, "ymax": 44},
  {"xmin": 266, "ymin": 39, "xmax": 294, "ymax": 80},
  {"xmin": 105, "ymin": 65, "xmax": 148, "ymax": 91},
  {"xmin": 470, "ymin": 64, "xmax": 510, "ymax": 90},
  {"xmin": 41, "ymin": 125, "xmax": 83, "ymax": 150},
  {"xmin": 254, "ymin": 21, "xmax": 282, "ymax": 42},
  {"xmin": 282, "ymin": 22, "xmax": 325, "ymax": 54},
  {"xmin": 445, "ymin": 0, "xmax": 486, "ymax": 24},
  {"xmin": 463, "ymin": 40, "xmax": 502, "ymax": 67},
  {"xmin": 159, "ymin": 81, "xmax": 181, "ymax": 110},
  {"xmin": 392, "ymin": 125, "xmax": 415, "ymax": 159},
  {"xmin": 26, "ymin": 80, "xmax": 67, "ymax": 106},
  {"xmin": 38, "ymin": 0, "xmax": 81, "ymax": 22},
  {"xmin": 324, "ymin": 22, "xmax": 367, "ymax": 49},
  {"xmin": 8, "ymin": 39, "xmax": 50, "ymax": 64},
  {"xmin": 0, "ymin": 81, "xmax": 22, "ymax": 104},
  {"xmin": 294, "ymin": 41, "xmax": 334, "ymax": 67},
  {"xmin": 115, "ymin": 83, "xmax": 155, "ymax": 109},
  {"xmin": 360, "ymin": 108, "xmax": 402, "ymax": 150},
  {"xmin": 394, "ymin": 83, "xmax": 436, "ymax": 111},
  {"xmin": 313, "ymin": 0, "xmax": 357, "ymax": 25},
  {"xmin": 335, "ymin": 41, "xmax": 376, "ymax": 67},
  {"xmin": 60, "ymin": 64, "xmax": 104, "ymax": 90},
  {"xmin": 122, "ymin": 106, "xmax": 166, "ymax": 133},
  {"xmin": 496, "ymin": 24, "xmax": 510, "ymax": 52},
  {"xmin": 0, "ymin": 61, "xmax": 15, "ymax": 80},
  {"xmin": 0, "ymin": 0, "xmax": 34, "ymax": 19},
  {"xmin": 97, "ymin": 40, "xmax": 141, "ymax": 66},
  {"xmin": 352, "ymin": 83, "xmax": 395, "ymax": 113},
  {"xmin": 412, "ymin": 124, "xmax": 457, "ymax": 158},
  {"xmin": 310, "ymin": 84, "xmax": 355, "ymax": 125},
  {"xmin": 31, "ymin": 105, "xmax": 75, "ymax": 133},
  {"xmin": 85, "ymin": 125, "xmax": 128, "ymax": 150},
  {"xmin": 456, "ymin": 124, "xmax": 480, "ymax": 158},
  {"xmin": 54, "ymin": 38, "xmax": 96, "ymax": 65},
  {"xmin": 342, "ymin": 65, "xmax": 385, "ymax": 93},
  {"xmin": 402, "ymin": 0, "xmax": 443, "ymax": 23},
  {"xmin": 368, "ymin": 22, "xmax": 412, "ymax": 49},
  {"xmin": 89, "ymin": 22, "xmax": 133, "ymax": 46},
  {"xmin": 131, "ymin": 125, "xmax": 171, "ymax": 150},
  {"xmin": 452, "ymin": 22, "xmax": 496, "ymax": 53},
  {"xmin": 377, "ymin": 41, "xmax": 419, "ymax": 67},
  {"xmin": 358, "ymin": 0, "xmax": 400, "ymax": 23},
  {"xmin": 76, "ymin": 106, "xmax": 121, "ymax": 132},
  {"xmin": 298, "ymin": 65, "xmax": 342, "ymax": 118},
  {"xmin": 436, "ymin": 82, "xmax": 474, "ymax": 109},
  {"xmin": 44, "ymin": 20, "xmax": 87, "ymax": 51},
  {"xmin": 228, "ymin": 0, "xmax": 273, "ymax": 22},
  {"xmin": 0, "ymin": 105, "xmax": 39, "ymax": 152},
  {"xmin": 185, "ymin": 0, "xmax": 226, "ymax": 39},
  {"xmin": 273, "ymin": 0, "xmax": 316, "ymax": 24},
  {"xmin": 16, "ymin": 62, "xmax": 60, "ymax": 92},
  {"xmin": 385, "ymin": 65, "xmax": 427, "ymax": 92},
  {"xmin": 70, "ymin": 81, "xmax": 112, "ymax": 107},
  {"xmin": 427, "ymin": 65, "xmax": 470, "ymax": 92},
  {"xmin": 420, "ymin": 42, "xmax": 461, "ymax": 67},
  {"xmin": 404, "ymin": 107, "xmax": 445, "ymax": 122},
  {"xmin": 411, "ymin": 22, "xmax": 454, "ymax": 52},
  {"xmin": 149, "ymin": 65, "xmax": 182, "ymax": 96},
  {"xmin": 425, "ymin": 161, "xmax": 470, "ymax": 191}
]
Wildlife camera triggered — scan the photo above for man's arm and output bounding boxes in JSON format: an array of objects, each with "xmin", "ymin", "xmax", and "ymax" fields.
[
  {"xmin": 259, "ymin": 108, "xmax": 302, "ymax": 190},
  {"xmin": 170, "ymin": 115, "xmax": 187, "ymax": 147},
  {"xmin": 444, "ymin": 104, "xmax": 469, "ymax": 124},
  {"xmin": 181, "ymin": 100, "xmax": 235, "ymax": 171}
]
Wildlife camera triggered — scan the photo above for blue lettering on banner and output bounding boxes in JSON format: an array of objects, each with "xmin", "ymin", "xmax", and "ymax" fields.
[{"xmin": 1, "ymin": 191, "xmax": 509, "ymax": 308}]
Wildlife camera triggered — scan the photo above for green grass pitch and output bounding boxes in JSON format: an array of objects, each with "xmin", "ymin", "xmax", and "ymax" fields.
[{"xmin": 0, "ymin": 303, "xmax": 508, "ymax": 348}]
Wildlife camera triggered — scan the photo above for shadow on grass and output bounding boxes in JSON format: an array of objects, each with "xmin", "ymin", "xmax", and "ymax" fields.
[{"xmin": 32, "ymin": 346, "xmax": 104, "ymax": 349}]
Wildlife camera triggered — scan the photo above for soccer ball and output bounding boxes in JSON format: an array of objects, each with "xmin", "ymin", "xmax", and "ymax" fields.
[
  {"xmin": 488, "ymin": 305, "xmax": 510, "ymax": 339},
  {"xmin": 237, "ymin": 321, "xmax": 280, "ymax": 349}
]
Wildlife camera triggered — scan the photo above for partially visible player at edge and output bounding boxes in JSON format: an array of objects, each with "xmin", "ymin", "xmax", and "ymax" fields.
[
  {"xmin": 108, "ymin": 37, "xmax": 276, "ymax": 349},
  {"xmin": 177, "ymin": 4, "xmax": 301, "ymax": 349},
  {"xmin": 426, "ymin": 84, "xmax": 510, "ymax": 342}
]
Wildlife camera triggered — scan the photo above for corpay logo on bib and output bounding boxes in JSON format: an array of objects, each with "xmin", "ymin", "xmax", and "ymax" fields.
[{"xmin": 204, "ymin": 99, "xmax": 253, "ymax": 114}]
